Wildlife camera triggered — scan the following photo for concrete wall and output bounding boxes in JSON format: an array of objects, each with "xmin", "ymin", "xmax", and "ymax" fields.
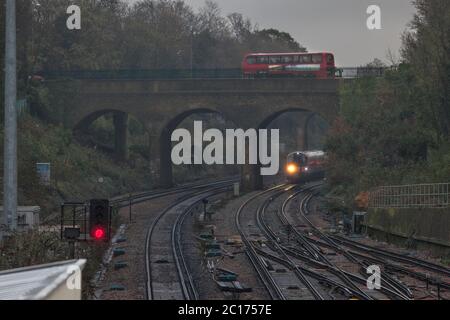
[{"xmin": 364, "ymin": 208, "xmax": 450, "ymax": 255}]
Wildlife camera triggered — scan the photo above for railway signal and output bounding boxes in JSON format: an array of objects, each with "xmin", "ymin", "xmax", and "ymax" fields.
[{"xmin": 89, "ymin": 199, "xmax": 111, "ymax": 241}]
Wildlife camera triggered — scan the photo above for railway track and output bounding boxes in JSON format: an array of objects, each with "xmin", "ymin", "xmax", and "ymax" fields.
[
  {"xmin": 295, "ymin": 186, "xmax": 412, "ymax": 299},
  {"xmin": 235, "ymin": 185, "xmax": 288, "ymax": 300},
  {"xmin": 256, "ymin": 188, "xmax": 325, "ymax": 300},
  {"xmin": 107, "ymin": 177, "xmax": 448, "ymax": 301},
  {"xmin": 288, "ymin": 185, "xmax": 449, "ymax": 300},
  {"xmin": 145, "ymin": 180, "xmax": 234, "ymax": 300},
  {"xmin": 264, "ymin": 185, "xmax": 383, "ymax": 300},
  {"xmin": 111, "ymin": 177, "xmax": 238, "ymax": 208},
  {"xmin": 277, "ymin": 186, "xmax": 383, "ymax": 300},
  {"xmin": 329, "ymin": 235, "xmax": 450, "ymax": 278},
  {"xmin": 235, "ymin": 184, "xmax": 374, "ymax": 300}
]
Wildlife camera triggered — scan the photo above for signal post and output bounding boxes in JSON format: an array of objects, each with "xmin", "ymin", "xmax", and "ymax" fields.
[{"xmin": 61, "ymin": 200, "xmax": 111, "ymax": 258}]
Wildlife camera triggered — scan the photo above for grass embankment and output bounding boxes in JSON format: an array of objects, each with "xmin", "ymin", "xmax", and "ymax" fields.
[
  {"xmin": 0, "ymin": 114, "xmax": 236, "ymax": 297},
  {"xmin": 0, "ymin": 115, "xmax": 154, "ymax": 297},
  {"xmin": 2, "ymin": 115, "xmax": 154, "ymax": 218}
]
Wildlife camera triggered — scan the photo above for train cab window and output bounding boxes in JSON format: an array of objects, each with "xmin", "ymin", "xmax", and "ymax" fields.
[
  {"xmin": 269, "ymin": 56, "xmax": 281, "ymax": 64},
  {"xmin": 312, "ymin": 54, "xmax": 323, "ymax": 64},
  {"xmin": 256, "ymin": 56, "xmax": 269, "ymax": 64},
  {"xmin": 246, "ymin": 56, "xmax": 257, "ymax": 64},
  {"xmin": 287, "ymin": 153, "xmax": 306, "ymax": 165},
  {"xmin": 281, "ymin": 55, "xmax": 293, "ymax": 64},
  {"xmin": 300, "ymin": 55, "xmax": 312, "ymax": 64}
]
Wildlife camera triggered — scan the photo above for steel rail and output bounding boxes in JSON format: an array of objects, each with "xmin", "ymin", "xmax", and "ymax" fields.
[
  {"xmin": 145, "ymin": 180, "xmax": 234, "ymax": 300},
  {"xmin": 303, "ymin": 223, "xmax": 449, "ymax": 298},
  {"xmin": 286, "ymin": 190, "xmax": 374, "ymax": 299},
  {"xmin": 254, "ymin": 247, "xmax": 371, "ymax": 300},
  {"xmin": 255, "ymin": 190, "xmax": 325, "ymax": 300},
  {"xmin": 279, "ymin": 184, "xmax": 375, "ymax": 300},
  {"xmin": 235, "ymin": 185, "xmax": 288, "ymax": 300},
  {"xmin": 329, "ymin": 235, "xmax": 450, "ymax": 278},
  {"xmin": 172, "ymin": 187, "xmax": 231, "ymax": 300},
  {"xmin": 112, "ymin": 177, "xmax": 239, "ymax": 208},
  {"xmin": 298, "ymin": 187, "xmax": 412, "ymax": 300},
  {"xmin": 283, "ymin": 246, "xmax": 408, "ymax": 300},
  {"xmin": 327, "ymin": 243, "xmax": 450, "ymax": 291}
]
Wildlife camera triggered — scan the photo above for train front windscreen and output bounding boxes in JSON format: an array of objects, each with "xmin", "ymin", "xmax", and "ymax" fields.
[{"xmin": 285, "ymin": 151, "xmax": 325, "ymax": 183}]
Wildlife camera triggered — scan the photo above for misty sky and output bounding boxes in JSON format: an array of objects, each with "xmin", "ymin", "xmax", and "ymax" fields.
[{"xmin": 126, "ymin": 0, "xmax": 417, "ymax": 66}]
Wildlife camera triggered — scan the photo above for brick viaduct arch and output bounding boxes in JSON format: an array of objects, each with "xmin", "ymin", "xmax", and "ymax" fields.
[{"xmin": 47, "ymin": 78, "xmax": 340, "ymax": 190}]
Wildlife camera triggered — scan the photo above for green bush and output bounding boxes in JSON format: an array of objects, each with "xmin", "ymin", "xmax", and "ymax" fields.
[
  {"xmin": 2, "ymin": 115, "xmax": 154, "ymax": 218},
  {"xmin": 325, "ymin": 70, "xmax": 450, "ymax": 207}
]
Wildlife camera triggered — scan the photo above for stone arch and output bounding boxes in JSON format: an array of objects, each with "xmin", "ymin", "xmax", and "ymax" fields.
[
  {"xmin": 47, "ymin": 78, "xmax": 341, "ymax": 191},
  {"xmin": 74, "ymin": 109, "xmax": 150, "ymax": 161},
  {"xmin": 302, "ymin": 112, "xmax": 330, "ymax": 151},
  {"xmin": 243, "ymin": 107, "xmax": 330, "ymax": 190},
  {"xmin": 158, "ymin": 108, "xmax": 227, "ymax": 188}
]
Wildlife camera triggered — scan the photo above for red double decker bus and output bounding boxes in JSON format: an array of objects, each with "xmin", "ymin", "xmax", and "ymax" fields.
[{"xmin": 242, "ymin": 52, "xmax": 336, "ymax": 79}]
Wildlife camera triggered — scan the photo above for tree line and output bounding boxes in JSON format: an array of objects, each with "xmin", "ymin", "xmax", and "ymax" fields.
[
  {"xmin": 325, "ymin": 0, "xmax": 450, "ymax": 207},
  {"xmin": 9, "ymin": 0, "xmax": 304, "ymax": 75},
  {"xmin": 0, "ymin": 0, "xmax": 304, "ymax": 121}
]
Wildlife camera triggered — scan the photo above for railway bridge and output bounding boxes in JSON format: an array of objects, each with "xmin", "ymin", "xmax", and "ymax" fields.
[{"xmin": 46, "ymin": 78, "xmax": 341, "ymax": 190}]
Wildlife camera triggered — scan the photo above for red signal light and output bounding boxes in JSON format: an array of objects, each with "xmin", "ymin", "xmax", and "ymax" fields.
[
  {"xmin": 92, "ymin": 227, "xmax": 106, "ymax": 240},
  {"xmin": 89, "ymin": 199, "xmax": 110, "ymax": 242}
]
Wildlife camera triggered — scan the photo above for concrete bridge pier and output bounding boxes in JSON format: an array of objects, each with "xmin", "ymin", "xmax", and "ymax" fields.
[
  {"xmin": 296, "ymin": 124, "xmax": 307, "ymax": 151},
  {"xmin": 113, "ymin": 112, "xmax": 129, "ymax": 161},
  {"xmin": 241, "ymin": 164, "xmax": 264, "ymax": 191},
  {"xmin": 159, "ymin": 128, "xmax": 174, "ymax": 188},
  {"xmin": 296, "ymin": 113, "xmax": 315, "ymax": 151}
]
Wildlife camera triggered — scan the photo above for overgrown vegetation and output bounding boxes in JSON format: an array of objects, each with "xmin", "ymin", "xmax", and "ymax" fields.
[
  {"xmin": 0, "ymin": 115, "xmax": 154, "ymax": 218},
  {"xmin": 16, "ymin": 0, "xmax": 304, "ymax": 75},
  {"xmin": 0, "ymin": 0, "xmax": 306, "ymax": 212},
  {"xmin": 325, "ymin": 0, "xmax": 450, "ymax": 207},
  {"xmin": 0, "ymin": 0, "xmax": 308, "ymax": 278}
]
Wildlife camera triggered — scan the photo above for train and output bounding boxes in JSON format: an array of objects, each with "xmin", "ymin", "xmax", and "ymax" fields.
[
  {"xmin": 242, "ymin": 52, "xmax": 336, "ymax": 79},
  {"xmin": 285, "ymin": 151, "xmax": 326, "ymax": 183}
]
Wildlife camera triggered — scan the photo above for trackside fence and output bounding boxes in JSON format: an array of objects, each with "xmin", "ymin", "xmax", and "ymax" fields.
[{"xmin": 369, "ymin": 183, "xmax": 450, "ymax": 209}]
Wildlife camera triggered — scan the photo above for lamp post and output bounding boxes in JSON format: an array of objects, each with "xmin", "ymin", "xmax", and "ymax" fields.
[
  {"xmin": 190, "ymin": 30, "xmax": 198, "ymax": 77},
  {"xmin": 2, "ymin": 0, "xmax": 18, "ymax": 240}
]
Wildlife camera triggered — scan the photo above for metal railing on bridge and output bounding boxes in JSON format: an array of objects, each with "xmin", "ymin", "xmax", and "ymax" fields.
[
  {"xmin": 369, "ymin": 183, "xmax": 450, "ymax": 209},
  {"xmin": 38, "ymin": 68, "xmax": 243, "ymax": 80},
  {"xmin": 37, "ymin": 67, "xmax": 389, "ymax": 80},
  {"xmin": 337, "ymin": 67, "xmax": 387, "ymax": 79}
]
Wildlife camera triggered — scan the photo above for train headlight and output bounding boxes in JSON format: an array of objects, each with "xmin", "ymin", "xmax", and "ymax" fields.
[{"xmin": 286, "ymin": 164, "xmax": 298, "ymax": 174}]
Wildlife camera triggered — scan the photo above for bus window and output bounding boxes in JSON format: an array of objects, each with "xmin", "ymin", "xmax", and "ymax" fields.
[
  {"xmin": 269, "ymin": 56, "xmax": 281, "ymax": 64},
  {"xmin": 257, "ymin": 56, "xmax": 269, "ymax": 64},
  {"xmin": 301, "ymin": 55, "xmax": 312, "ymax": 63},
  {"xmin": 312, "ymin": 54, "xmax": 323, "ymax": 63},
  {"xmin": 327, "ymin": 54, "xmax": 334, "ymax": 64},
  {"xmin": 292, "ymin": 55, "xmax": 300, "ymax": 63},
  {"xmin": 281, "ymin": 55, "xmax": 293, "ymax": 63},
  {"xmin": 246, "ymin": 56, "xmax": 257, "ymax": 64}
]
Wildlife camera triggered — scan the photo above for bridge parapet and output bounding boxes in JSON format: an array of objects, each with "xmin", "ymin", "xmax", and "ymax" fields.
[
  {"xmin": 39, "ymin": 67, "xmax": 389, "ymax": 81},
  {"xmin": 52, "ymin": 78, "xmax": 341, "ymax": 95}
]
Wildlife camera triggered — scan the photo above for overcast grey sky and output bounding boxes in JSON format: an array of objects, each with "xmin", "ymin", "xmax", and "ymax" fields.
[{"xmin": 126, "ymin": 0, "xmax": 416, "ymax": 66}]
